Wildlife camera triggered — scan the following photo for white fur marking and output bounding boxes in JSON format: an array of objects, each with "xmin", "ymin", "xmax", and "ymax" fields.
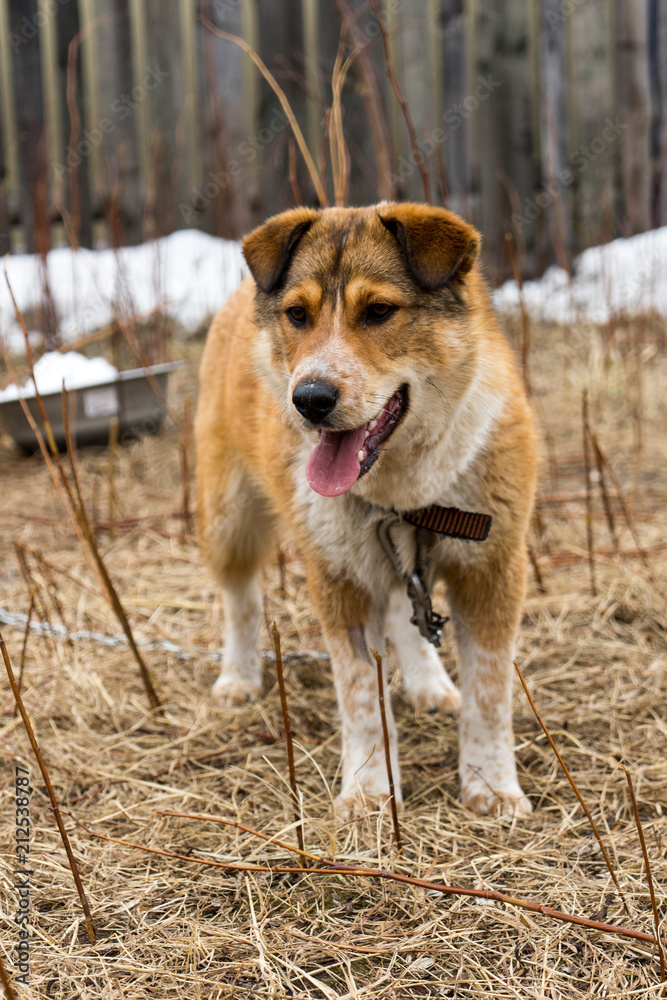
[
  {"xmin": 386, "ymin": 589, "xmax": 460, "ymax": 714},
  {"xmin": 456, "ymin": 634, "xmax": 531, "ymax": 816},
  {"xmin": 212, "ymin": 578, "xmax": 263, "ymax": 705}
]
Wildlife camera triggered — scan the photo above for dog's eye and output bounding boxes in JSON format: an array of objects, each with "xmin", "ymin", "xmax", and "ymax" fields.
[
  {"xmin": 366, "ymin": 303, "xmax": 396, "ymax": 323},
  {"xmin": 286, "ymin": 306, "xmax": 307, "ymax": 327}
]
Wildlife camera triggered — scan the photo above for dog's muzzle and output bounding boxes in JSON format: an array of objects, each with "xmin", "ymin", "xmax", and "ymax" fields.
[{"xmin": 292, "ymin": 380, "xmax": 339, "ymax": 425}]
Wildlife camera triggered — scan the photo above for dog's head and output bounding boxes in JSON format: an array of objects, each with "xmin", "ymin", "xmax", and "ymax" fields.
[{"xmin": 243, "ymin": 203, "xmax": 482, "ymax": 498}]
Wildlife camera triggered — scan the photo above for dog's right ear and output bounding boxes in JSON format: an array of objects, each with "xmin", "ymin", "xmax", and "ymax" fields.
[{"xmin": 242, "ymin": 208, "xmax": 319, "ymax": 293}]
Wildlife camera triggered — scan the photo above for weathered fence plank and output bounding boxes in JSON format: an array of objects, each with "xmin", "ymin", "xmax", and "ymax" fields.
[{"xmin": 0, "ymin": 0, "xmax": 663, "ymax": 281}]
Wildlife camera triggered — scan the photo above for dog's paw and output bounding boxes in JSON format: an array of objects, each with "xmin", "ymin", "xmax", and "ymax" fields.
[
  {"xmin": 462, "ymin": 784, "xmax": 533, "ymax": 820},
  {"xmin": 334, "ymin": 788, "xmax": 404, "ymax": 822},
  {"xmin": 404, "ymin": 672, "xmax": 461, "ymax": 715},
  {"xmin": 212, "ymin": 673, "xmax": 261, "ymax": 707}
]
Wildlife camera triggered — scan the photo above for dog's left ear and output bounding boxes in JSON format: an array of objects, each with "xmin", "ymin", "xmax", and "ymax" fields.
[
  {"xmin": 243, "ymin": 207, "xmax": 319, "ymax": 293},
  {"xmin": 378, "ymin": 204, "xmax": 480, "ymax": 291}
]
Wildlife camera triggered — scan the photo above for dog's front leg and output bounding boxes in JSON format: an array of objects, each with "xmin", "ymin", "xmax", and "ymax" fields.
[
  {"xmin": 307, "ymin": 569, "xmax": 401, "ymax": 817},
  {"xmin": 447, "ymin": 553, "xmax": 532, "ymax": 818},
  {"xmin": 328, "ymin": 622, "xmax": 403, "ymax": 817}
]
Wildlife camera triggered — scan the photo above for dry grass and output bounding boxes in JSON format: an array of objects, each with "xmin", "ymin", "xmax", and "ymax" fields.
[{"xmin": 0, "ymin": 315, "xmax": 666, "ymax": 998}]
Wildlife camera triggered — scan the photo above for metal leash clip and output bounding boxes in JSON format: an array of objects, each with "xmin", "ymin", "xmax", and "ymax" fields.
[{"xmin": 377, "ymin": 515, "xmax": 448, "ymax": 647}]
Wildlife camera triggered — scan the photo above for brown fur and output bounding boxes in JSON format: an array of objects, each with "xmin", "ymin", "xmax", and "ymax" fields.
[{"xmin": 195, "ymin": 203, "xmax": 537, "ymax": 817}]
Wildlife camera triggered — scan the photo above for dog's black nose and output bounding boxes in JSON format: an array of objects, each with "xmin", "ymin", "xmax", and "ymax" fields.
[{"xmin": 292, "ymin": 380, "xmax": 339, "ymax": 423}]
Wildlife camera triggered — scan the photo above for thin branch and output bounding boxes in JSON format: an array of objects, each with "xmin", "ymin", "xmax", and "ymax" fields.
[
  {"xmin": 587, "ymin": 422, "xmax": 657, "ymax": 587},
  {"xmin": 15, "ymin": 589, "xmax": 36, "ymax": 717},
  {"xmin": 159, "ymin": 810, "xmax": 323, "ymax": 864},
  {"xmin": 368, "ymin": 0, "xmax": 432, "ymax": 203},
  {"xmin": 330, "ymin": 0, "xmax": 395, "ymax": 201},
  {"xmin": 64, "ymin": 17, "xmax": 106, "ymax": 249},
  {"xmin": 582, "ymin": 390, "xmax": 597, "ymax": 596},
  {"xmin": 69, "ymin": 810, "xmax": 667, "ymax": 953},
  {"xmin": 30, "ymin": 547, "xmax": 73, "ymax": 646},
  {"xmin": 0, "ymin": 271, "xmax": 161, "ymax": 711},
  {"xmin": 271, "ymin": 622, "xmax": 305, "ymax": 859},
  {"xmin": 62, "ymin": 387, "xmax": 162, "ymax": 710},
  {"xmin": 200, "ymin": 16, "xmax": 326, "ymax": 206},
  {"xmin": 287, "ymin": 138, "xmax": 302, "ymax": 206},
  {"xmin": 329, "ymin": 42, "xmax": 356, "ymax": 206},
  {"xmin": 180, "ymin": 395, "xmax": 193, "ymax": 541},
  {"xmin": 1, "ymin": 634, "xmax": 96, "ymax": 943},
  {"xmin": 591, "ymin": 433, "xmax": 618, "ymax": 550},
  {"xmin": 370, "ymin": 648, "xmax": 403, "ymax": 851},
  {"xmin": 505, "ymin": 232, "xmax": 532, "ymax": 396},
  {"xmin": 514, "ymin": 660, "xmax": 628, "ymax": 913},
  {"xmin": 623, "ymin": 766, "xmax": 666, "ymax": 982},
  {"xmin": 13, "ymin": 543, "xmax": 56, "ymax": 658}
]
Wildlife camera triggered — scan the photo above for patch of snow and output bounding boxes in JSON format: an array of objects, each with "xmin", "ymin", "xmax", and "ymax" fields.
[
  {"xmin": 2, "ymin": 224, "xmax": 664, "ymax": 345},
  {"xmin": 493, "ymin": 226, "xmax": 667, "ymax": 324},
  {"xmin": 0, "ymin": 229, "xmax": 247, "ymax": 352},
  {"xmin": 0, "ymin": 351, "xmax": 118, "ymax": 401}
]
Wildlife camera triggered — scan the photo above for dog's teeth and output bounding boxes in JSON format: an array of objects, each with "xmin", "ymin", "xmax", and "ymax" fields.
[
  {"xmin": 368, "ymin": 419, "xmax": 377, "ymax": 431},
  {"xmin": 357, "ymin": 450, "xmax": 364, "ymax": 462}
]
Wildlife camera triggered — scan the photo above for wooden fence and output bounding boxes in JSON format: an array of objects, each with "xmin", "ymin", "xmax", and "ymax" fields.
[{"xmin": 0, "ymin": 0, "xmax": 665, "ymax": 281}]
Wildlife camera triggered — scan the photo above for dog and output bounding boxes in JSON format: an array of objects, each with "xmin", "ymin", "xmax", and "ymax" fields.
[{"xmin": 195, "ymin": 203, "xmax": 537, "ymax": 818}]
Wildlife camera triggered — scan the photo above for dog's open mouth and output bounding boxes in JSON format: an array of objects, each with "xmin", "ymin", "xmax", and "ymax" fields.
[{"xmin": 306, "ymin": 385, "xmax": 409, "ymax": 497}]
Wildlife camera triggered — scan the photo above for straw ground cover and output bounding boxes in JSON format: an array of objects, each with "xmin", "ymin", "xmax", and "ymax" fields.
[{"xmin": 0, "ymin": 315, "xmax": 665, "ymax": 998}]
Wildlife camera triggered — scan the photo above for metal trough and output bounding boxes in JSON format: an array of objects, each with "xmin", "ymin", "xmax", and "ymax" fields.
[{"xmin": 0, "ymin": 360, "xmax": 185, "ymax": 452}]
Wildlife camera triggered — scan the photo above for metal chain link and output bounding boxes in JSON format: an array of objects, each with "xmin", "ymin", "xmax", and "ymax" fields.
[{"xmin": 0, "ymin": 606, "xmax": 329, "ymax": 664}]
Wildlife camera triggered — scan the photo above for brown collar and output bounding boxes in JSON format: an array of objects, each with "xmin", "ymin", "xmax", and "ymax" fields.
[
  {"xmin": 376, "ymin": 505, "xmax": 492, "ymax": 647},
  {"xmin": 401, "ymin": 504, "xmax": 492, "ymax": 541}
]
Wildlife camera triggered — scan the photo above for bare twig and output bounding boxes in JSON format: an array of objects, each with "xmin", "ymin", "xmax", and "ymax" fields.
[
  {"xmin": 505, "ymin": 232, "xmax": 532, "ymax": 397},
  {"xmin": 70, "ymin": 811, "xmax": 667, "ymax": 953},
  {"xmin": 582, "ymin": 391, "xmax": 597, "ymax": 596},
  {"xmin": 1, "ymin": 633, "xmax": 96, "ymax": 943},
  {"xmin": 622, "ymin": 766, "xmax": 666, "ymax": 982},
  {"xmin": 368, "ymin": 0, "xmax": 432, "ymax": 204},
  {"xmin": 15, "ymin": 588, "xmax": 37, "ymax": 717},
  {"xmin": 330, "ymin": 0, "xmax": 395, "ymax": 201},
  {"xmin": 528, "ymin": 545, "xmax": 546, "ymax": 594},
  {"xmin": 107, "ymin": 415, "xmax": 119, "ymax": 525},
  {"xmin": 64, "ymin": 17, "xmax": 106, "ymax": 249},
  {"xmin": 329, "ymin": 42, "xmax": 355, "ymax": 206},
  {"xmin": 287, "ymin": 138, "xmax": 302, "ymax": 206},
  {"xmin": 370, "ymin": 648, "xmax": 403, "ymax": 851},
  {"xmin": 180, "ymin": 395, "xmax": 193, "ymax": 541},
  {"xmin": 201, "ymin": 16, "xmax": 326, "ymax": 206},
  {"xmin": 30, "ymin": 547, "xmax": 73, "ymax": 646},
  {"xmin": 271, "ymin": 622, "xmax": 305, "ymax": 859},
  {"xmin": 62, "ymin": 387, "xmax": 162, "ymax": 711},
  {"xmin": 13, "ymin": 543, "xmax": 56, "ymax": 657},
  {"xmin": 587, "ymin": 422, "xmax": 656, "ymax": 586},
  {"xmin": 159, "ymin": 809, "xmax": 324, "ymax": 864},
  {"xmin": 591, "ymin": 432, "xmax": 618, "ymax": 550},
  {"xmin": 514, "ymin": 660, "xmax": 628, "ymax": 913},
  {"xmin": 0, "ymin": 280, "xmax": 162, "ymax": 712}
]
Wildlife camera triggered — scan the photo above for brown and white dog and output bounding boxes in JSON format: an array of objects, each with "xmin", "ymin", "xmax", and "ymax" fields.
[{"xmin": 195, "ymin": 203, "xmax": 537, "ymax": 818}]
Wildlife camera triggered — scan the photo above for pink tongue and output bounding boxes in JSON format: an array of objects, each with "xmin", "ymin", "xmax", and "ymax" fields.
[{"xmin": 306, "ymin": 425, "xmax": 368, "ymax": 496}]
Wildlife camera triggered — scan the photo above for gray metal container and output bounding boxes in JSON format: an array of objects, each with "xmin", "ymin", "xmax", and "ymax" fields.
[{"xmin": 0, "ymin": 361, "xmax": 185, "ymax": 452}]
